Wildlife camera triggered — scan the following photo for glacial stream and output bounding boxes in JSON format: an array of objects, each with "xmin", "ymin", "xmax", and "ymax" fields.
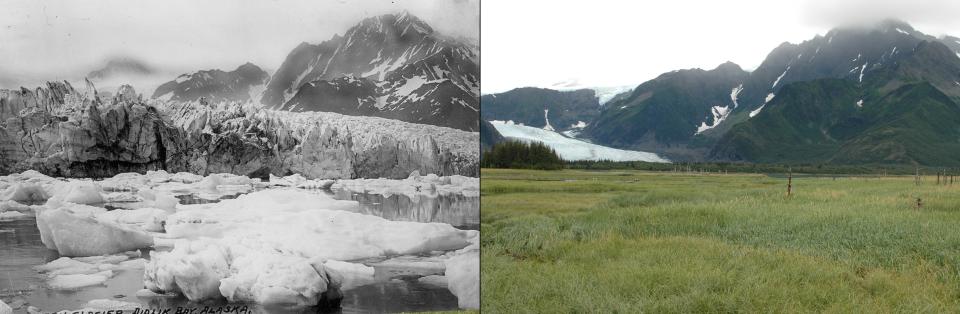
[{"xmin": 0, "ymin": 186, "xmax": 478, "ymax": 313}]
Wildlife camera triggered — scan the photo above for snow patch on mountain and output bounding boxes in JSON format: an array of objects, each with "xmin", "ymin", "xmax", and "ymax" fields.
[
  {"xmin": 542, "ymin": 109, "xmax": 554, "ymax": 131},
  {"xmin": 594, "ymin": 85, "xmax": 635, "ymax": 105},
  {"xmin": 490, "ymin": 121, "xmax": 669, "ymax": 162},
  {"xmin": 750, "ymin": 93, "xmax": 776, "ymax": 118},
  {"xmin": 561, "ymin": 121, "xmax": 588, "ymax": 138},
  {"xmin": 730, "ymin": 84, "xmax": 743, "ymax": 108},
  {"xmin": 772, "ymin": 66, "xmax": 790, "ymax": 88},
  {"xmin": 695, "ymin": 105, "xmax": 731, "ymax": 135}
]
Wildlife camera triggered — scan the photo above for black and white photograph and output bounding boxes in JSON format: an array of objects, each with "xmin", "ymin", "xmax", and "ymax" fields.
[{"xmin": 0, "ymin": 0, "xmax": 479, "ymax": 313}]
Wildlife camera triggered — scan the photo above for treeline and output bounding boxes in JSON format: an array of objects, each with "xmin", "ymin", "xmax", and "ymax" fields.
[
  {"xmin": 481, "ymin": 140, "xmax": 564, "ymax": 170},
  {"xmin": 565, "ymin": 160, "xmax": 951, "ymax": 175}
]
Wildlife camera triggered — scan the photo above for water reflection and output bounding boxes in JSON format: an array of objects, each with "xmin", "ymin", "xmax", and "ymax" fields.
[{"xmin": 325, "ymin": 190, "xmax": 479, "ymax": 230}]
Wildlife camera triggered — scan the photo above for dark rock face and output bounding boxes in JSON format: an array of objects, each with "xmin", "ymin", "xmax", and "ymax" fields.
[
  {"xmin": 152, "ymin": 63, "xmax": 269, "ymax": 103},
  {"xmin": 0, "ymin": 82, "xmax": 479, "ymax": 179},
  {"xmin": 481, "ymin": 87, "xmax": 601, "ymax": 132},
  {"xmin": 263, "ymin": 12, "xmax": 479, "ymax": 131}
]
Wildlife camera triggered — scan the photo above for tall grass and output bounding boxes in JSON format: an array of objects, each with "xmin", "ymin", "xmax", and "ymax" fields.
[{"xmin": 482, "ymin": 169, "xmax": 960, "ymax": 312}]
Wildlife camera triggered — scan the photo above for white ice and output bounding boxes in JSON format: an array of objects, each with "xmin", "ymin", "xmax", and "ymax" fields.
[
  {"xmin": 490, "ymin": 120, "xmax": 669, "ymax": 162},
  {"xmin": 750, "ymin": 93, "xmax": 776, "ymax": 118},
  {"xmin": 772, "ymin": 66, "xmax": 790, "ymax": 88},
  {"xmin": 695, "ymin": 105, "xmax": 731, "ymax": 135},
  {"xmin": 144, "ymin": 188, "xmax": 475, "ymax": 305},
  {"xmin": 36, "ymin": 203, "xmax": 155, "ymax": 256},
  {"xmin": 445, "ymin": 251, "xmax": 479, "ymax": 309},
  {"xmin": 36, "ymin": 252, "xmax": 145, "ymax": 290},
  {"xmin": 730, "ymin": 84, "xmax": 743, "ymax": 108},
  {"xmin": 332, "ymin": 171, "xmax": 479, "ymax": 198}
]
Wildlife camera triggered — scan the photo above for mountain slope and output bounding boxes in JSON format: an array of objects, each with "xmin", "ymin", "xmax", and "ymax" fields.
[
  {"xmin": 262, "ymin": 12, "xmax": 479, "ymax": 131},
  {"xmin": 581, "ymin": 62, "xmax": 749, "ymax": 159},
  {"xmin": 480, "ymin": 119, "xmax": 504, "ymax": 152},
  {"xmin": 480, "ymin": 87, "xmax": 600, "ymax": 133},
  {"xmin": 711, "ymin": 37, "xmax": 960, "ymax": 166},
  {"xmin": 151, "ymin": 63, "xmax": 269, "ymax": 103},
  {"xmin": 571, "ymin": 19, "xmax": 960, "ymax": 164}
]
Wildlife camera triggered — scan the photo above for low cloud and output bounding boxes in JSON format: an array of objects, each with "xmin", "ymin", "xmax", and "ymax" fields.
[{"xmin": 801, "ymin": 0, "xmax": 960, "ymax": 36}]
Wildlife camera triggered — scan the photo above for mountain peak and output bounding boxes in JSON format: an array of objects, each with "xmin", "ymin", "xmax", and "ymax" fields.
[
  {"xmin": 87, "ymin": 56, "xmax": 155, "ymax": 79},
  {"xmin": 351, "ymin": 12, "xmax": 434, "ymax": 38},
  {"xmin": 713, "ymin": 61, "xmax": 743, "ymax": 73}
]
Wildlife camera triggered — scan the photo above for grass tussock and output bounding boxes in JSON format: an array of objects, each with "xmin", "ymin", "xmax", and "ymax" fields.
[{"xmin": 482, "ymin": 169, "xmax": 960, "ymax": 313}]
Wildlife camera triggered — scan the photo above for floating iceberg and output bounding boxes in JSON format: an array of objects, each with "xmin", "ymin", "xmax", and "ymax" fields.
[
  {"xmin": 36, "ymin": 204, "xmax": 154, "ymax": 256},
  {"xmin": 0, "ymin": 183, "xmax": 49, "ymax": 203},
  {"xmin": 145, "ymin": 189, "xmax": 474, "ymax": 305},
  {"xmin": 144, "ymin": 239, "xmax": 343, "ymax": 306},
  {"xmin": 35, "ymin": 252, "xmax": 144, "ymax": 290},
  {"xmin": 332, "ymin": 171, "xmax": 480, "ymax": 197},
  {"xmin": 45, "ymin": 181, "xmax": 105, "ymax": 206},
  {"xmin": 445, "ymin": 251, "xmax": 479, "ymax": 309}
]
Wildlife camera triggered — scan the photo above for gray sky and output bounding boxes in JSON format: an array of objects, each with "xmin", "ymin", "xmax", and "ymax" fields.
[
  {"xmin": 481, "ymin": 0, "xmax": 960, "ymax": 94},
  {"xmin": 0, "ymin": 0, "xmax": 478, "ymax": 89}
]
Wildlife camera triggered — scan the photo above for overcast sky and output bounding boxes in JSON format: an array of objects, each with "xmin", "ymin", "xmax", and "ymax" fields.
[
  {"xmin": 481, "ymin": 0, "xmax": 960, "ymax": 94},
  {"xmin": 0, "ymin": 0, "xmax": 478, "ymax": 89}
]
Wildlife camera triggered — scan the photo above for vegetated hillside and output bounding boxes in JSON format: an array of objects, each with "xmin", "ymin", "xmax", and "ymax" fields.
[{"xmin": 713, "ymin": 80, "xmax": 960, "ymax": 165}]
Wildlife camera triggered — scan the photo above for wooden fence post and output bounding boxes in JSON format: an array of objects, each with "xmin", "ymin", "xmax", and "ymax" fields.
[{"xmin": 787, "ymin": 167, "xmax": 793, "ymax": 197}]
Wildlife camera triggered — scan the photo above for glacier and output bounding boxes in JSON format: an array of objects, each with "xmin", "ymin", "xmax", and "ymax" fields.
[
  {"xmin": 490, "ymin": 120, "xmax": 669, "ymax": 162},
  {"xmin": 0, "ymin": 81, "xmax": 478, "ymax": 180}
]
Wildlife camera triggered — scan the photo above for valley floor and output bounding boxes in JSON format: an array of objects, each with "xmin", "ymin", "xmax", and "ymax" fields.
[{"xmin": 482, "ymin": 168, "xmax": 960, "ymax": 312}]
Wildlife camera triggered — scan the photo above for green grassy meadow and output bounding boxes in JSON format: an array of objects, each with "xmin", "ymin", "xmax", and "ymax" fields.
[{"xmin": 481, "ymin": 168, "xmax": 960, "ymax": 312}]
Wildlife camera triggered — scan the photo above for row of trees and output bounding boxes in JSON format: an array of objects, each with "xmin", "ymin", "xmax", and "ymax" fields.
[
  {"xmin": 566, "ymin": 160, "xmax": 945, "ymax": 175},
  {"xmin": 480, "ymin": 142, "xmax": 940, "ymax": 175},
  {"xmin": 481, "ymin": 140, "xmax": 564, "ymax": 170}
]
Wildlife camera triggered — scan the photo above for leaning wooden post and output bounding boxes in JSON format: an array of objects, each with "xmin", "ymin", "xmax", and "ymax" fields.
[{"xmin": 787, "ymin": 167, "xmax": 793, "ymax": 197}]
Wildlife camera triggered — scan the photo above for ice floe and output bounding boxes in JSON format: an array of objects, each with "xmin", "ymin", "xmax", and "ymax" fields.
[
  {"xmin": 36, "ymin": 204, "xmax": 155, "ymax": 256},
  {"xmin": 144, "ymin": 188, "xmax": 473, "ymax": 305},
  {"xmin": 35, "ymin": 252, "xmax": 145, "ymax": 290},
  {"xmin": 0, "ymin": 169, "xmax": 479, "ymax": 308},
  {"xmin": 332, "ymin": 171, "xmax": 479, "ymax": 197}
]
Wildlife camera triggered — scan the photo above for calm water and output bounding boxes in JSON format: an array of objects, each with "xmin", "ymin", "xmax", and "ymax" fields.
[{"xmin": 0, "ymin": 188, "xmax": 477, "ymax": 313}]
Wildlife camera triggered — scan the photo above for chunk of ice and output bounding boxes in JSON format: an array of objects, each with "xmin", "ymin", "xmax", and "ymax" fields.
[
  {"xmin": 445, "ymin": 251, "xmax": 479, "ymax": 309},
  {"xmin": 36, "ymin": 204, "xmax": 154, "ymax": 256}
]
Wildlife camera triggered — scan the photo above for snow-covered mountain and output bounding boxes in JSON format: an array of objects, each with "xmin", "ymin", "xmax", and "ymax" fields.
[
  {"xmin": 490, "ymin": 120, "xmax": 668, "ymax": 162},
  {"xmin": 151, "ymin": 63, "xmax": 269, "ymax": 103},
  {"xmin": 262, "ymin": 12, "xmax": 479, "ymax": 131},
  {"xmin": 734, "ymin": 19, "xmax": 960, "ymax": 117}
]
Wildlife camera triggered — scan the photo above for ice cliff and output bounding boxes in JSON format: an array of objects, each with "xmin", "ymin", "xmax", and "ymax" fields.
[{"xmin": 0, "ymin": 81, "xmax": 478, "ymax": 179}]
